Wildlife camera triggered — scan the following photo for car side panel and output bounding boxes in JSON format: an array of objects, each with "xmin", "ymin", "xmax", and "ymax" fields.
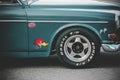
[
  {"xmin": 26, "ymin": 5, "xmax": 116, "ymax": 57},
  {"xmin": 0, "ymin": 5, "xmax": 28, "ymax": 53}
]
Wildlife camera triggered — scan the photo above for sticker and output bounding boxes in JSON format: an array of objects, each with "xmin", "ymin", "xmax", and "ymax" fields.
[
  {"xmin": 28, "ymin": 22, "xmax": 36, "ymax": 28},
  {"xmin": 34, "ymin": 38, "xmax": 48, "ymax": 48}
]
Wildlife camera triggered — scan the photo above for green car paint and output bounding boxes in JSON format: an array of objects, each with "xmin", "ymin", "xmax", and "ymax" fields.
[{"xmin": 0, "ymin": 0, "xmax": 120, "ymax": 57}]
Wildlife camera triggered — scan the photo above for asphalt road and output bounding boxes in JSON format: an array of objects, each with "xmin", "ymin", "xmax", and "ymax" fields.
[{"xmin": 0, "ymin": 53, "xmax": 120, "ymax": 80}]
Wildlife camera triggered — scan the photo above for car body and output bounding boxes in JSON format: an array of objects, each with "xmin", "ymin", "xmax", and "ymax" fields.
[{"xmin": 0, "ymin": 0, "xmax": 120, "ymax": 67}]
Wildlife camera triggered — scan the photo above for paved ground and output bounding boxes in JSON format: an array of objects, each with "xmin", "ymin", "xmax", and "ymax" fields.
[{"xmin": 0, "ymin": 53, "xmax": 120, "ymax": 80}]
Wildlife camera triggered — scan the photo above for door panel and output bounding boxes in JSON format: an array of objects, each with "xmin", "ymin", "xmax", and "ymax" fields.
[
  {"xmin": 0, "ymin": 4, "xmax": 28, "ymax": 52},
  {"xmin": 26, "ymin": 6, "xmax": 52, "ymax": 52}
]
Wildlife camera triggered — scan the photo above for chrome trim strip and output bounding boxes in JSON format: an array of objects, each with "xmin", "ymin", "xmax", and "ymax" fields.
[
  {"xmin": 28, "ymin": 20, "xmax": 109, "ymax": 23},
  {"xmin": 0, "ymin": 20, "xmax": 27, "ymax": 22},
  {"xmin": 0, "ymin": 4, "xmax": 19, "ymax": 5},
  {"xmin": 0, "ymin": 20, "xmax": 108, "ymax": 23},
  {"xmin": 28, "ymin": 8, "xmax": 120, "ymax": 16}
]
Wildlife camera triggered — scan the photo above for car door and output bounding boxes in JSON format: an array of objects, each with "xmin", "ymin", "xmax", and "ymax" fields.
[
  {"xmin": 0, "ymin": 0, "xmax": 28, "ymax": 52},
  {"xmin": 26, "ymin": 5, "xmax": 51, "ymax": 55},
  {"xmin": 26, "ymin": 0, "xmax": 54, "ymax": 57}
]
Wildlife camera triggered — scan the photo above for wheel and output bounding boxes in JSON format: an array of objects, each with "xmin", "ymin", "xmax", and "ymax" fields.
[{"xmin": 56, "ymin": 28, "xmax": 100, "ymax": 67}]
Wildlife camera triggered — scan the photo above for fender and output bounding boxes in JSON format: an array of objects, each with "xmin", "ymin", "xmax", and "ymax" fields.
[{"xmin": 49, "ymin": 23, "xmax": 102, "ymax": 55}]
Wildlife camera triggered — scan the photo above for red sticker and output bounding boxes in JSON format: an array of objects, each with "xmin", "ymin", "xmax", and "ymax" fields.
[
  {"xmin": 34, "ymin": 38, "xmax": 48, "ymax": 48},
  {"xmin": 34, "ymin": 38, "xmax": 45, "ymax": 45},
  {"xmin": 28, "ymin": 22, "xmax": 36, "ymax": 28}
]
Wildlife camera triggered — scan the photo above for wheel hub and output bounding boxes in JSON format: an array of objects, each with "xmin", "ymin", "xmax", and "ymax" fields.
[{"xmin": 72, "ymin": 42, "xmax": 84, "ymax": 53}]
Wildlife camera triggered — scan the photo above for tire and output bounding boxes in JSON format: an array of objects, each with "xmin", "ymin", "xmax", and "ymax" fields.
[{"xmin": 56, "ymin": 28, "xmax": 100, "ymax": 68}]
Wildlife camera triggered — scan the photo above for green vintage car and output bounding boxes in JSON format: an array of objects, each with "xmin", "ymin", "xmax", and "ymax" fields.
[{"xmin": 0, "ymin": 0, "xmax": 120, "ymax": 67}]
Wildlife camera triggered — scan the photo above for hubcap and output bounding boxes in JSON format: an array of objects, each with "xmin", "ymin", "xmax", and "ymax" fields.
[
  {"xmin": 72, "ymin": 42, "xmax": 84, "ymax": 53},
  {"xmin": 64, "ymin": 35, "xmax": 92, "ymax": 62}
]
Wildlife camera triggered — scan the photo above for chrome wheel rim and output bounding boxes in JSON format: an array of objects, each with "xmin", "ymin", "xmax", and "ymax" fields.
[{"xmin": 64, "ymin": 35, "xmax": 92, "ymax": 62}]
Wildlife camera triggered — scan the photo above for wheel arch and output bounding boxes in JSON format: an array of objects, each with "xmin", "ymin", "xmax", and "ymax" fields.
[{"xmin": 50, "ymin": 24, "xmax": 102, "ymax": 55}]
